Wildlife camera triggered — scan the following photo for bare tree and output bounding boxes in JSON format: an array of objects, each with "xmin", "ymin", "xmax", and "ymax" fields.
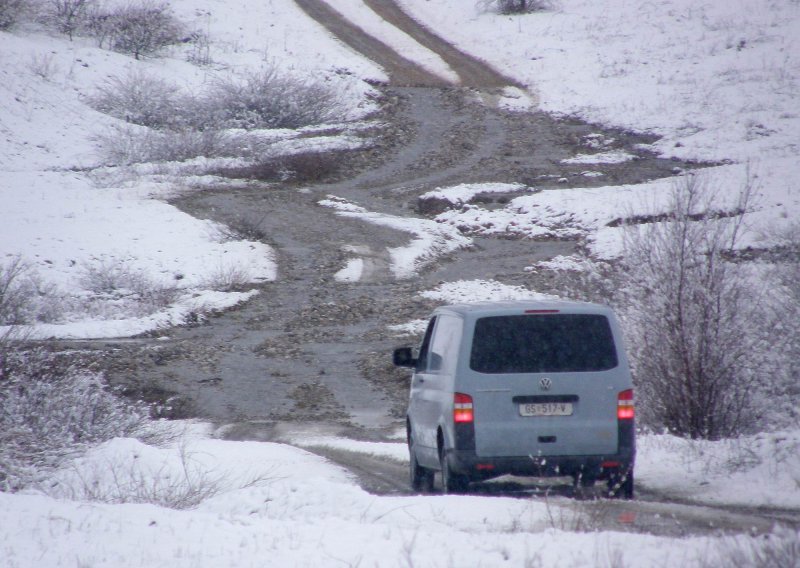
[
  {"xmin": 105, "ymin": 1, "xmax": 183, "ymax": 60},
  {"xmin": 620, "ymin": 174, "xmax": 775, "ymax": 439},
  {"xmin": 51, "ymin": 0, "xmax": 92, "ymax": 40},
  {"xmin": 0, "ymin": 0, "xmax": 29, "ymax": 30}
]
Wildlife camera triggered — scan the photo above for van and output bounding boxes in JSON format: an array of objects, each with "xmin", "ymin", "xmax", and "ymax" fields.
[{"xmin": 393, "ymin": 300, "xmax": 635, "ymax": 498}]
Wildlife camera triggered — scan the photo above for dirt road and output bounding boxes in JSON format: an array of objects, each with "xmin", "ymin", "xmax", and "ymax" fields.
[{"xmin": 60, "ymin": 0, "xmax": 799, "ymax": 539}]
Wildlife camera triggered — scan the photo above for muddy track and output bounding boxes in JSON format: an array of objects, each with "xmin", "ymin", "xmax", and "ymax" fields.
[
  {"xmin": 294, "ymin": 0, "xmax": 447, "ymax": 87},
  {"xmin": 362, "ymin": 0, "xmax": 523, "ymax": 91},
  {"xmin": 85, "ymin": 0, "xmax": 692, "ymax": 429},
  {"xmin": 53, "ymin": 1, "xmax": 798, "ymax": 537}
]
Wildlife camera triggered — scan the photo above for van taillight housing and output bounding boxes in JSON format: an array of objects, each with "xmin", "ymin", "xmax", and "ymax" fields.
[
  {"xmin": 617, "ymin": 389, "xmax": 634, "ymax": 420},
  {"xmin": 454, "ymin": 393, "xmax": 474, "ymax": 423}
]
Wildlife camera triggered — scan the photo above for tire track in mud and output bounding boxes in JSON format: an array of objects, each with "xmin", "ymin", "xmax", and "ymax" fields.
[
  {"xmin": 294, "ymin": 0, "xmax": 449, "ymax": 87},
  {"xmin": 361, "ymin": 0, "xmax": 524, "ymax": 92}
]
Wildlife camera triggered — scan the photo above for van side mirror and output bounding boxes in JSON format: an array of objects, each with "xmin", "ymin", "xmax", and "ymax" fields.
[{"xmin": 393, "ymin": 347, "xmax": 416, "ymax": 368}]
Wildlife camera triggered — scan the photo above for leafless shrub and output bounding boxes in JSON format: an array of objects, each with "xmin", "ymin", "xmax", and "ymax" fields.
[
  {"xmin": 202, "ymin": 263, "xmax": 251, "ymax": 292},
  {"xmin": 49, "ymin": 0, "xmax": 93, "ymax": 39},
  {"xmin": 216, "ymin": 213, "xmax": 268, "ymax": 242},
  {"xmin": 79, "ymin": 260, "xmax": 180, "ymax": 315},
  {"xmin": 619, "ymin": 173, "xmax": 778, "ymax": 439},
  {"xmin": 101, "ymin": 1, "xmax": 184, "ymax": 60},
  {"xmin": 478, "ymin": 0, "xmax": 557, "ymax": 15},
  {"xmin": 28, "ymin": 52, "xmax": 59, "ymax": 79},
  {"xmin": 91, "ymin": 67, "xmax": 346, "ymax": 166},
  {"xmin": 89, "ymin": 71, "xmax": 186, "ymax": 129},
  {"xmin": 0, "ymin": 347, "xmax": 150, "ymax": 492},
  {"xmin": 0, "ymin": 0, "xmax": 30, "ymax": 30},
  {"xmin": 47, "ymin": 445, "xmax": 221, "ymax": 509},
  {"xmin": 97, "ymin": 124, "xmax": 228, "ymax": 165},
  {"xmin": 0, "ymin": 257, "xmax": 32, "ymax": 326},
  {"xmin": 205, "ymin": 66, "xmax": 346, "ymax": 129},
  {"xmin": 713, "ymin": 527, "xmax": 800, "ymax": 568}
]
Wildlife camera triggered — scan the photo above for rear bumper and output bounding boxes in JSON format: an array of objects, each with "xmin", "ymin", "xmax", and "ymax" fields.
[
  {"xmin": 450, "ymin": 419, "xmax": 636, "ymax": 482},
  {"xmin": 447, "ymin": 449, "xmax": 635, "ymax": 481}
]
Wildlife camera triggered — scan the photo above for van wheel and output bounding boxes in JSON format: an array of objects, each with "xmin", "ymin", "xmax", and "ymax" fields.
[
  {"xmin": 440, "ymin": 451, "xmax": 469, "ymax": 494},
  {"xmin": 607, "ymin": 469, "xmax": 634, "ymax": 499},
  {"xmin": 409, "ymin": 446, "xmax": 434, "ymax": 492}
]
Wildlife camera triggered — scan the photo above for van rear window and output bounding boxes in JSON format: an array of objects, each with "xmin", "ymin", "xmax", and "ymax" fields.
[{"xmin": 470, "ymin": 314, "xmax": 618, "ymax": 373}]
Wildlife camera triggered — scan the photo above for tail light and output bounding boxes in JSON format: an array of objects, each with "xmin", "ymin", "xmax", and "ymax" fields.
[
  {"xmin": 617, "ymin": 389, "xmax": 634, "ymax": 420},
  {"xmin": 454, "ymin": 393, "xmax": 474, "ymax": 423}
]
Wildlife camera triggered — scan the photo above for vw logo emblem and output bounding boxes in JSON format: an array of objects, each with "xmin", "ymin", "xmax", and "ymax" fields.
[{"xmin": 539, "ymin": 378, "xmax": 552, "ymax": 391}]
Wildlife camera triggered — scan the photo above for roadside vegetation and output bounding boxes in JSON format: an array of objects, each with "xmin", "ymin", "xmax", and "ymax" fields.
[{"xmin": 540, "ymin": 173, "xmax": 799, "ymax": 440}]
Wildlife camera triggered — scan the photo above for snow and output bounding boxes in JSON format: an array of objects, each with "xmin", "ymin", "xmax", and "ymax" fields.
[
  {"xmin": 419, "ymin": 182, "xmax": 529, "ymax": 206},
  {"xmin": 421, "ymin": 279, "xmax": 558, "ymax": 303},
  {"xmin": 320, "ymin": 0, "xmax": 459, "ymax": 83},
  {"xmin": 2, "ymin": 0, "xmax": 799, "ymax": 562},
  {"xmin": 1, "ymin": 424, "xmax": 787, "ymax": 567},
  {"xmin": 320, "ymin": 195, "xmax": 472, "ymax": 278},
  {"xmin": 398, "ymin": 0, "xmax": 800, "ymax": 257}
]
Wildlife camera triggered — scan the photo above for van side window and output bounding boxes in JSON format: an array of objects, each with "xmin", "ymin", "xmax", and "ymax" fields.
[
  {"xmin": 416, "ymin": 317, "xmax": 436, "ymax": 371},
  {"xmin": 428, "ymin": 315, "xmax": 463, "ymax": 374}
]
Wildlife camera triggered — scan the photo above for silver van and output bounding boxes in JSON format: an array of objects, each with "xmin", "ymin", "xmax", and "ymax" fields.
[{"xmin": 393, "ymin": 300, "xmax": 635, "ymax": 498}]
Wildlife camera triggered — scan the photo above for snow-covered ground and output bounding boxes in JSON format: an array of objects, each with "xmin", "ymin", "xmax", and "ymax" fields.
[
  {"xmin": 2, "ymin": 422, "xmax": 797, "ymax": 568},
  {"xmin": 394, "ymin": 0, "xmax": 800, "ymax": 260},
  {"xmin": 2, "ymin": 0, "xmax": 799, "ymax": 564}
]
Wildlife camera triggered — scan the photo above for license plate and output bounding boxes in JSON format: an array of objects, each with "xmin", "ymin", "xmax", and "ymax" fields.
[{"xmin": 519, "ymin": 402, "xmax": 573, "ymax": 417}]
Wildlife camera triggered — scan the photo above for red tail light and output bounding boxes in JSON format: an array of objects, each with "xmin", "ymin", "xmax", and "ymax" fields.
[
  {"xmin": 617, "ymin": 389, "xmax": 634, "ymax": 420},
  {"xmin": 454, "ymin": 392, "xmax": 474, "ymax": 423}
]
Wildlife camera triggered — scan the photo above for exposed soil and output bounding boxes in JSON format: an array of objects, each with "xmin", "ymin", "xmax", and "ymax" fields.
[
  {"xmin": 75, "ymin": 0, "xmax": 695, "ymax": 428},
  {"xmin": 47, "ymin": 0, "xmax": 797, "ymax": 537}
]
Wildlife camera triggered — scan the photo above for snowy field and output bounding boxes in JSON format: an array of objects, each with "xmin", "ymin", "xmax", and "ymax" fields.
[
  {"xmin": 2, "ymin": 0, "xmax": 799, "ymax": 565},
  {"xmin": 2, "ymin": 421, "xmax": 797, "ymax": 568}
]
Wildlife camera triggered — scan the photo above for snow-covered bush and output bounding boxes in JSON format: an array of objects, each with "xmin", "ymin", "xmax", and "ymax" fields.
[
  {"xmin": 97, "ymin": 124, "xmax": 228, "ymax": 165},
  {"xmin": 79, "ymin": 260, "xmax": 181, "ymax": 316},
  {"xmin": 205, "ymin": 67, "xmax": 346, "ymax": 130},
  {"xmin": 50, "ymin": 0, "xmax": 93, "ymax": 39},
  {"xmin": 717, "ymin": 526, "xmax": 800, "ymax": 568},
  {"xmin": 91, "ymin": 67, "xmax": 346, "ymax": 165},
  {"xmin": 0, "ymin": 256, "xmax": 62, "ymax": 325},
  {"xmin": 0, "ymin": 347, "xmax": 149, "ymax": 492},
  {"xmin": 89, "ymin": 71, "xmax": 188, "ymax": 129},
  {"xmin": 0, "ymin": 0, "xmax": 29, "ymax": 29},
  {"xmin": 619, "ymin": 174, "xmax": 784, "ymax": 439},
  {"xmin": 98, "ymin": 1, "xmax": 183, "ymax": 60}
]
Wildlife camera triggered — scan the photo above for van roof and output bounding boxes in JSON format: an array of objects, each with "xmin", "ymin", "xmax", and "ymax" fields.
[{"xmin": 435, "ymin": 299, "xmax": 613, "ymax": 317}]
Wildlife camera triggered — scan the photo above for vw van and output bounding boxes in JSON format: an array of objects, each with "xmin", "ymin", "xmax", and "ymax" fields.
[{"xmin": 393, "ymin": 300, "xmax": 635, "ymax": 498}]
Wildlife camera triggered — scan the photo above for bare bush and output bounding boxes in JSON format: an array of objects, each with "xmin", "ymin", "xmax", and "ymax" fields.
[
  {"xmin": 619, "ymin": 174, "xmax": 777, "ymax": 439},
  {"xmin": 0, "ymin": 256, "xmax": 32, "ymax": 325},
  {"xmin": 202, "ymin": 263, "xmax": 251, "ymax": 292},
  {"xmin": 205, "ymin": 67, "xmax": 346, "ymax": 129},
  {"xmin": 89, "ymin": 71, "xmax": 186, "ymax": 129},
  {"xmin": 47, "ymin": 445, "xmax": 222, "ymax": 509},
  {"xmin": 50, "ymin": 0, "xmax": 92, "ymax": 39},
  {"xmin": 0, "ymin": 0, "xmax": 29, "ymax": 30},
  {"xmin": 478, "ymin": 0, "xmax": 556, "ymax": 14},
  {"xmin": 97, "ymin": 124, "xmax": 227, "ymax": 165},
  {"xmin": 101, "ymin": 1, "xmax": 183, "ymax": 60},
  {"xmin": 91, "ymin": 66, "xmax": 347, "ymax": 164},
  {"xmin": 714, "ymin": 527, "xmax": 800, "ymax": 568},
  {"xmin": 79, "ymin": 260, "xmax": 180, "ymax": 315},
  {"xmin": 0, "ymin": 347, "xmax": 150, "ymax": 492}
]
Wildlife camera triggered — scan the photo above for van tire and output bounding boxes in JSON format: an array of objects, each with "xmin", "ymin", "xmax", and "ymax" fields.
[
  {"xmin": 409, "ymin": 445, "xmax": 434, "ymax": 492},
  {"xmin": 440, "ymin": 450, "xmax": 469, "ymax": 494}
]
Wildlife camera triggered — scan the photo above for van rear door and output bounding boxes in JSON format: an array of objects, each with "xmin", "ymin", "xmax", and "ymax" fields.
[{"xmin": 464, "ymin": 312, "xmax": 626, "ymax": 458}]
